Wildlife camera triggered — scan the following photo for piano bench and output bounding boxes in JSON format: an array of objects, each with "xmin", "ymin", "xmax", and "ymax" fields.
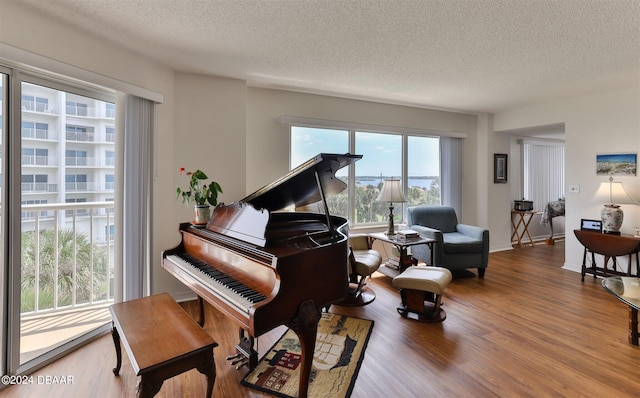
[
  {"xmin": 109, "ymin": 293, "xmax": 218, "ymax": 398},
  {"xmin": 392, "ymin": 266, "xmax": 452, "ymax": 323}
]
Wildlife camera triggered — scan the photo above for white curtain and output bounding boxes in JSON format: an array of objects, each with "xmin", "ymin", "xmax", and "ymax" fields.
[
  {"xmin": 121, "ymin": 95, "xmax": 154, "ymax": 300},
  {"xmin": 440, "ymin": 137, "xmax": 463, "ymax": 216},
  {"xmin": 523, "ymin": 143, "xmax": 565, "ymax": 211}
]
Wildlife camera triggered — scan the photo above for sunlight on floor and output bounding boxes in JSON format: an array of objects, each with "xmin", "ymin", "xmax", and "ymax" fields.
[{"xmin": 20, "ymin": 304, "xmax": 112, "ymax": 364}]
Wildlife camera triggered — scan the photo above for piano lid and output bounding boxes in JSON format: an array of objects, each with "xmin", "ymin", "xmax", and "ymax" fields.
[{"xmin": 242, "ymin": 153, "xmax": 362, "ymax": 212}]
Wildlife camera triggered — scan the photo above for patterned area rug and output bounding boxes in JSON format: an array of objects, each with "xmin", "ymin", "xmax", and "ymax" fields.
[{"xmin": 242, "ymin": 313, "xmax": 374, "ymax": 398}]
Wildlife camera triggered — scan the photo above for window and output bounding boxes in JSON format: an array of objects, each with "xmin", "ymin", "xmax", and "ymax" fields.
[
  {"xmin": 105, "ymin": 150, "xmax": 115, "ymax": 166},
  {"xmin": 65, "ymin": 174, "xmax": 88, "ymax": 191},
  {"xmin": 22, "ymin": 121, "xmax": 49, "ymax": 139},
  {"xmin": 65, "ymin": 149, "xmax": 88, "ymax": 166},
  {"xmin": 21, "ymin": 174, "xmax": 49, "ymax": 192},
  {"xmin": 66, "ymin": 125, "xmax": 93, "ymax": 142},
  {"xmin": 21, "ymin": 95, "xmax": 49, "ymax": 113},
  {"xmin": 291, "ymin": 126, "xmax": 349, "ymax": 217},
  {"xmin": 522, "ymin": 142, "xmax": 565, "ymax": 211},
  {"xmin": 106, "ymin": 103, "xmax": 115, "ymax": 118},
  {"xmin": 105, "ymin": 174, "xmax": 115, "ymax": 190},
  {"xmin": 354, "ymin": 131, "xmax": 402, "ymax": 224},
  {"xmin": 290, "ymin": 125, "xmax": 448, "ymax": 226},
  {"xmin": 22, "ymin": 148, "xmax": 48, "ymax": 166},
  {"xmin": 66, "ymin": 101, "xmax": 88, "ymax": 116},
  {"xmin": 105, "ymin": 126, "xmax": 115, "ymax": 142},
  {"xmin": 36, "ymin": 97, "xmax": 48, "ymax": 113},
  {"xmin": 105, "ymin": 224, "xmax": 115, "ymax": 242}
]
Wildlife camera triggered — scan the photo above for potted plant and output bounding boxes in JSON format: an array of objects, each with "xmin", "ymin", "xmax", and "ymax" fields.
[{"xmin": 176, "ymin": 168, "xmax": 223, "ymax": 224}]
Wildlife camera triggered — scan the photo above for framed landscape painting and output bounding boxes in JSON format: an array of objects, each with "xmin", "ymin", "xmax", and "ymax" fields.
[{"xmin": 596, "ymin": 153, "xmax": 637, "ymax": 176}]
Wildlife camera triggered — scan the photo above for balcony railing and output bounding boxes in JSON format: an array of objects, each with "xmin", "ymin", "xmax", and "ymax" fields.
[
  {"xmin": 21, "ymin": 183, "xmax": 58, "ymax": 193},
  {"xmin": 65, "ymin": 131, "xmax": 95, "ymax": 142},
  {"xmin": 22, "ymin": 155, "xmax": 57, "ymax": 166},
  {"xmin": 22, "ymin": 128, "xmax": 57, "ymax": 140},
  {"xmin": 20, "ymin": 201, "xmax": 116, "ymax": 315}
]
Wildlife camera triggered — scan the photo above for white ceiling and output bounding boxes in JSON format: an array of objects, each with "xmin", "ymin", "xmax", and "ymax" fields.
[{"xmin": 16, "ymin": 0, "xmax": 640, "ymax": 114}]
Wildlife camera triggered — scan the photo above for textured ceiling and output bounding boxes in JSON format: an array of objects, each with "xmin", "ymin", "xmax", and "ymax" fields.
[{"xmin": 15, "ymin": 0, "xmax": 640, "ymax": 113}]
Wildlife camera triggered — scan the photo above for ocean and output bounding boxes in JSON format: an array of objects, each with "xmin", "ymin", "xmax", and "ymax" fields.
[{"xmin": 355, "ymin": 177, "xmax": 437, "ymax": 189}]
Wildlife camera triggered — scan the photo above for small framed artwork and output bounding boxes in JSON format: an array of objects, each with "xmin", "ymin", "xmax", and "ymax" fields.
[
  {"xmin": 596, "ymin": 153, "xmax": 637, "ymax": 176},
  {"xmin": 494, "ymin": 154, "xmax": 508, "ymax": 183}
]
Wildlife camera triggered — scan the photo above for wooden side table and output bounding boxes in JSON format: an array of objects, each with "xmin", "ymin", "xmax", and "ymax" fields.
[
  {"xmin": 369, "ymin": 232, "xmax": 436, "ymax": 278},
  {"xmin": 511, "ymin": 210, "xmax": 541, "ymax": 248},
  {"xmin": 574, "ymin": 229, "xmax": 640, "ymax": 281},
  {"xmin": 109, "ymin": 293, "xmax": 218, "ymax": 397}
]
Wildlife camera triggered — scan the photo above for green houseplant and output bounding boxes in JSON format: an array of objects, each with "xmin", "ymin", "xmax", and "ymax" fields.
[{"xmin": 176, "ymin": 168, "xmax": 223, "ymax": 224}]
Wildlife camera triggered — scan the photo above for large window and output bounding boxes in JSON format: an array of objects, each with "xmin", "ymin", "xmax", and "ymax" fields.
[{"xmin": 291, "ymin": 125, "xmax": 445, "ymax": 226}]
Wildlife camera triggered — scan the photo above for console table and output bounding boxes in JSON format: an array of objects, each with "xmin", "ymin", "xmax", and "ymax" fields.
[
  {"xmin": 573, "ymin": 229, "xmax": 640, "ymax": 281},
  {"xmin": 602, "ymin": 276, "xmax": 640, "ymax": 346}
]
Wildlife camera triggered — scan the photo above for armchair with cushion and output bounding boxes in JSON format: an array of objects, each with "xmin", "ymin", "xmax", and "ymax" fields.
[
  {"xmin": 407, "ymin": 206, "xmax": 489, "ymax": 277},
  {"xmin": 339, "ymin": 233, "xmax": 382, "ymax": 306}
]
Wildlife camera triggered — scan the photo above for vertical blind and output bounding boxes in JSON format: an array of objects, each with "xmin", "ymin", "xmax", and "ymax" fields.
[
  {"xmin": 122, "ymin": 94, "xmax": 154, "ymax": 300},
  {"xmin": 440, "ymin": 137, "xmax": 463, "ymax": 216},
  {"xmin": 523, "ymin": 143, "xmax": 565, "ymax": 211}
]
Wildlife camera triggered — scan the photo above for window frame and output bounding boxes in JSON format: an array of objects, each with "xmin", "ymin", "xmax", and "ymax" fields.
[{"xmin": 287, "ymin": 118, "xmax": 463, "ymax": 228}]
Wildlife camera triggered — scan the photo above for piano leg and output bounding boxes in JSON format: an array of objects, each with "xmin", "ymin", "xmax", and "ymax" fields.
[
  {"xmin": 197, "ymin": 296, "xmax": 205, "ymax": 327},
  {"xmin": 286, "ymin": 299, "xmax": 321, "ymax": 398}
]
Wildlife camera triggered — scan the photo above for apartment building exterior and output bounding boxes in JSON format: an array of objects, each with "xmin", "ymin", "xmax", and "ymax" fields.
[{"xmin": 21, "ymin": 82, "xmax": 116, "ymax": 244}]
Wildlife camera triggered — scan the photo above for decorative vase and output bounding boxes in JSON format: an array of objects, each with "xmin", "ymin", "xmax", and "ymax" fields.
[
  {"xmin": 193, "ymin": 205, "xmax": 211, "ymax": 225},
  {"xmin": 601, "ymin": 204, "xmax": 623, "ymax": 235}
]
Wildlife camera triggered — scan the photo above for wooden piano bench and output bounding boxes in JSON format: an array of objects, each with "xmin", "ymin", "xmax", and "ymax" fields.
[
  {"xmin": 109, "ymin": 293, "xmax": 218, "ymax": 398},
  {"xmin": 392, "ymin": 266, "xmax": 452, "ymax": 323}
]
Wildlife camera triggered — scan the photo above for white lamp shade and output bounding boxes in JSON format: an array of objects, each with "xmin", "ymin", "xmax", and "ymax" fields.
[
  {"xmin": 376, "ymin": 179, "xmax": 407, "ymax": 203},
  {"xmin": 594, "ymin": 180, "xmax": 636, "ymax": 205}
]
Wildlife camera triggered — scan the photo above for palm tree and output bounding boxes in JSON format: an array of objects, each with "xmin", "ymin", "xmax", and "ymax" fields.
[{"xmin": 21, "ymin": 228, "xmax": 109, "ymax": 312}]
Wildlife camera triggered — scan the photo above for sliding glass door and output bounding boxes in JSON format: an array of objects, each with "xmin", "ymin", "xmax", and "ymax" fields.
[{"xmin": 2, "ymin": 69, "xmax": 118, "ymax": 375}]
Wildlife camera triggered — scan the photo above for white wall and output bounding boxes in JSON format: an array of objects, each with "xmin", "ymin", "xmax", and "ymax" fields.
[{"xmin": 494, "ymin": 87, "xmax": 640, "ymax": 271}]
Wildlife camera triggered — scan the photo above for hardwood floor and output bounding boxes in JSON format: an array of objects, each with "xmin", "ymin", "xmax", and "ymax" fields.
[{"xmin": 2, "ymin": 241, "xmax": 639, "ymax": 397}]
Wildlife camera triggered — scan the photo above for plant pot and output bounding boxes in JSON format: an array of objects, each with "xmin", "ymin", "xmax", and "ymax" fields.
[{"xmin": 193, "ymin": 205, "xmax": 211, "ymax": 225}]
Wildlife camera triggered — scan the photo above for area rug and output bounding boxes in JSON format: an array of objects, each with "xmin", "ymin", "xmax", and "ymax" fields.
[{"xmin": 242, "ymin": 313, "xmax": 374, "ymax": 398}]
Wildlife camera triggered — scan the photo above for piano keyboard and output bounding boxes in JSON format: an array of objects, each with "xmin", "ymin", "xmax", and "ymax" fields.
[{"xmin": 165, "ymin": 253, "xmax": 267, "ymax": 314}]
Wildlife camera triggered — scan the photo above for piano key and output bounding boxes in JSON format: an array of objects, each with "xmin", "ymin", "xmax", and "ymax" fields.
[{"xmin": 166, "ymin": 254, "xmax": 264, "ymax": 313}]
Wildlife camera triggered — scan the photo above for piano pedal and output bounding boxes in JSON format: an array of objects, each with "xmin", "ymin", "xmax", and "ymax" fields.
[
  {"xmin": 226, "ymin": 354, "xmax": 241, "ymax": 361},
  {"xmin": 234, "ymin": 359, "xmax": 249, "ymax": 370}
]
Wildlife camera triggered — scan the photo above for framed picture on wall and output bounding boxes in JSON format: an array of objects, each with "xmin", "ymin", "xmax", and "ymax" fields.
[
  {"xmin": 596, "ymin": 153, "xmax": 637, "ymax": 176},
  {"xmin": 494, "ymin": 154, "xmax": 508, "ymax": 183}
]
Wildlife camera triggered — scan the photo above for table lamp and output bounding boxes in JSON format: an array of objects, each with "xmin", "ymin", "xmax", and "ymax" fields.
[
  {"xmin": 595, "ymin": 176, "xmax": 636, "ymax": 235},
  {"xmin": 376, "ymin": 179, "xmax": 407, "ymax": 236}
]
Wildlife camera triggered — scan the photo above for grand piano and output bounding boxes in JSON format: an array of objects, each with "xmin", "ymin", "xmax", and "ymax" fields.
[{"xmin": 162, "ymin": 153, "xmax": 361, "ymax": 397}]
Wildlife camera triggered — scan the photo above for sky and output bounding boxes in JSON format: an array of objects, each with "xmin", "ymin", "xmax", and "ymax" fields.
[{"xmin": 291, "ymin": 127, "xmax": 439, "ymax": 177}]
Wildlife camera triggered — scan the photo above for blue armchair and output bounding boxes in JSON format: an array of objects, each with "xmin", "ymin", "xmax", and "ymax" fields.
[{"xmin": 407, "ymin": 206, "xmax": 489, "ymax": 277}]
